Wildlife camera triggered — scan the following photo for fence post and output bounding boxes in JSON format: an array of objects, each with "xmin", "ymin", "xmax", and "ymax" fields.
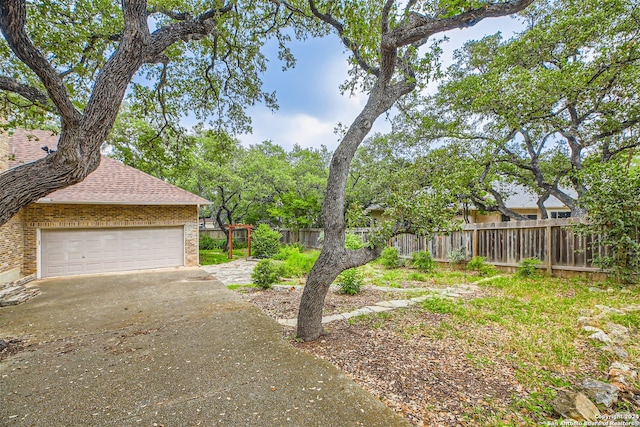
[
  {"xmin": 473, "ymin": 228, "xmax": 479, "ymax": 258},
  {"xmin": 545, "ymin": 225, "xmax": 553, "ymax": 275}
]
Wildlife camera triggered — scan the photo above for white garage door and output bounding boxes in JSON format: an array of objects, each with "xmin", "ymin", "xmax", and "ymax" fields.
[{"xmin": 41, "ymin": 227, "xmax": 184, "ymax": 278}]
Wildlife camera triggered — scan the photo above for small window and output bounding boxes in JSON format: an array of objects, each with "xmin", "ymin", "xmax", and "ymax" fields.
[
  {"xmin": 501, "ymin": 214, "xmax": 511, "ymax": 222},
  {"xmin": 551, "ymin": 211, "xmax": 571, "ymax": 219},
  {"xmin": 526, "ymin": 214, "xmax": 538, "ymax": 220}
]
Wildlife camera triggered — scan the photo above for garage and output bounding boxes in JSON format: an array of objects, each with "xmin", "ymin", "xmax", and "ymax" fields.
[{"xmin": 40, "ymin": 227, "xmax": 185, "ymax": 278}]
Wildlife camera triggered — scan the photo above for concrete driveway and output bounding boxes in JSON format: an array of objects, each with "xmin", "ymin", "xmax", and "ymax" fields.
[{"xmin": 0, "ymin": 268, "xmax": 408, "ymax": 426}]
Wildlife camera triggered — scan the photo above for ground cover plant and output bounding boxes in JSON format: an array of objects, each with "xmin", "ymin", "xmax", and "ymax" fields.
[{"xmin": 231, "ymin": 256, "xmax": 640, "ymax": 426}]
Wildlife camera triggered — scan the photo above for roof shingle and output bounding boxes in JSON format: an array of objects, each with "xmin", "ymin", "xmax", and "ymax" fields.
[{"xmin": 7, "ymin": 129, "xmax": 210, "ymax": 205}]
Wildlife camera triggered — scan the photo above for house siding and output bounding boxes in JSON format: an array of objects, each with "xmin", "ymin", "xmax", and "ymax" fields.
[{"xmin": 21, "ymin": 204, "xmax": 199, "ymax": 275}]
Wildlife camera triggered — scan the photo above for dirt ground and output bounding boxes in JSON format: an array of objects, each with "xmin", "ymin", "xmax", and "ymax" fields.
[{"xmin": 239, "ymin": 285, "xmax": 544, "ymax": 426}]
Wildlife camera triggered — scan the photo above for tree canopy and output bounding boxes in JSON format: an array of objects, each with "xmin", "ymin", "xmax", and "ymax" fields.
[
  {"xmin": 393, "ymin": 0, "xmax": 640, "ymax": 218},
  {"xmin": 0, "ymin": 0, "xmax": 319, "ymax": 225}
]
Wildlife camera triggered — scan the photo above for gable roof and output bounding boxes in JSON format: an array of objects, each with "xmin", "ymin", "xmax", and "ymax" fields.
[
  {"xmin": 7, "ymin": 129, "xmax": 210, "ymax": 205},
  {"xmin": 497, "ymin": 184, "xmax": 575, "ymax": 210}
]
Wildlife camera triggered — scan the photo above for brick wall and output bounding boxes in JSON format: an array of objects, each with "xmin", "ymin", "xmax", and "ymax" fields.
[
  {"xmin": 0, "ymin": 211, "xmax": 24, "ymax": 283},
  {"xmin": 0, "ymin": 128, "xmax": 7, "ymax": 172},
  {"xmin": 21, "ymin": 204, "xmax": 199, "ymax": 275}
]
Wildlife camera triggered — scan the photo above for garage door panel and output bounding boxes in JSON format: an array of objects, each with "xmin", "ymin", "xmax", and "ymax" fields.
[{"xmin": 41, "ymin": 227, "xmax": 184, "ymax": 278}]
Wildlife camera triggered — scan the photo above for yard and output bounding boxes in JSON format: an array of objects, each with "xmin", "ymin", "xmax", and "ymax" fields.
[{"xmin": 228, "ymin": 249, "xmax": 640, "ymax": 426}]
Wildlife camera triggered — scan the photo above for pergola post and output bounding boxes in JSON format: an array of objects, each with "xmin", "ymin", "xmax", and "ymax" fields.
[{"xmin": 226, "ymin": 224, "xmax": 254, "ymax": 259}]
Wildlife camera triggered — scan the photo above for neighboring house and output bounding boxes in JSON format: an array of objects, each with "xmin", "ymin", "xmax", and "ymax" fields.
[
  {"xmin": 365, "ymin": 185, "xmax": 573, "ymax": 226},
  {"xmin": 464, "ymin": 185, "xmax": 573, "ymax": 223},
  {"xmin": 0, "ymin": 129, "xmax": 210, "ymax": 284}
]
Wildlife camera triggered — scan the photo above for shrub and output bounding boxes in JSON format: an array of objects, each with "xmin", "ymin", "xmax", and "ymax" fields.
[
  {"xmin": 251, "ymin": 259, "xmax": 283, "ymax": 289},
  {"xmin": 252, "ymin": 224, "xmax": 282, "ymax": 259},
  {"xmin": 272, "ymin": 244, "xmax": 300, "ymax": 261},
  {"xmin": 199, "ymin": 234, "xmax": 225, "ymax": 250},
  {"xmin": 345, "ymin": 233, "xmax": 364, "ymax": 250},
  {"xmin": 336, "ymin": 268, "xmax": 363, "ymax": 295},
  {"xmin": 448, "ymin": 247, "xmax": 467, "ymax": 269},
  {"xmin": 517, "ymin": 257, "xmax": 541, "ymax": 278},
  {"xmin": 231, "ymin": 239, "xmax": 248, "ymax": 250},
  {"xmin": 378, "ymin": 246, "xmax": 400, "ymax": 269},
  {"xmin": 467, "ymin": 256, "xmax": 496, "ymax": 277},
  {"xmin": 411, "ymin": 250, "xmax": 436, "ymax": 272}
]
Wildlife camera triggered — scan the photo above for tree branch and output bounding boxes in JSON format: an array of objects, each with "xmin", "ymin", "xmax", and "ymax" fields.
[
  {"xmin": 0, "ymin": 75, "xmax": 54, "ymax": 110},
  {"xmin": 385, "ymin": 0, "xmax": 534, "ymax": 49},
  {"xmin": 0, "ymin": 0, "xmax": 81, "ymax": 124}
]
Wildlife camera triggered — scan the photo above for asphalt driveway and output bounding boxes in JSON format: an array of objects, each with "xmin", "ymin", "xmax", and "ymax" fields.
[{"xmin": 0, "ymin": 268, "xmax": 408, "ymax": 426}]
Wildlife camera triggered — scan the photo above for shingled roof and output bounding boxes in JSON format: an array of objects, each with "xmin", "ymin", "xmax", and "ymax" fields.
[{"xmin": 7, "ymin": 129, "xmax": 210, "ymax": 205}]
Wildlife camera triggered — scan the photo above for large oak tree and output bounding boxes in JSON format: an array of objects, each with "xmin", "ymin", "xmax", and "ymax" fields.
[
  {"xmin": 296, "ymin": 0, "xmax": 534, "ymax": 341},
  {"xmin": 0, "ymin": 0, "xmax": 314, "ymax": 226},
  {"xmin": 394, "ymin": 0, "xmax": 640, "ymax": 219}
]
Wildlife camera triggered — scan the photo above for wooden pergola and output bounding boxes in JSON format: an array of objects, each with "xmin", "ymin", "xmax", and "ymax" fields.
[{"xmin": 226, "ymin": 224, "xmax": 254, "ymax": 259}]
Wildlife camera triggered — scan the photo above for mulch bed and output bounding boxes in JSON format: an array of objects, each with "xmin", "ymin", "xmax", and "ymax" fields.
[{"xmin": 241, "ymin": 285, "xmax": 535, "ymax": 426}]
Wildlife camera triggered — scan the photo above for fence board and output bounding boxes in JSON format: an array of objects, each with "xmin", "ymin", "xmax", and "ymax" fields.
[{"xmin": 280, "ymin": 218, "xmax": 606, "ymax": 274}]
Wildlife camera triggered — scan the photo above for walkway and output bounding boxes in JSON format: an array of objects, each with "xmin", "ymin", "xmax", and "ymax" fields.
[{"xmin": 203, "ymin": 259, "xmax": 489, "ymax": 328}]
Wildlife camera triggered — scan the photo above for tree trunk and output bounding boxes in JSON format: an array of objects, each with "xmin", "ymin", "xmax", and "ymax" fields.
[{"xmin": 296, "ymin": 81, "xmax": 402, "ymax": 341}]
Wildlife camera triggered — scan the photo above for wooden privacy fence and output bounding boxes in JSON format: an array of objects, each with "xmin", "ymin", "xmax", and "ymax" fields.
[
  {"xmin": 282, "ymin": 219, "xmax": 605, "ymax": 274},
  {"xmin": 405, "ymin": 218, "xmax": 602, "ymax": 274}
]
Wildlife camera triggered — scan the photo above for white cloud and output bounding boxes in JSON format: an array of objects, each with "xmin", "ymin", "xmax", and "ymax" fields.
[{"xmin": 239, "ymin": 109, "xmax": 338, "ymax": 150}]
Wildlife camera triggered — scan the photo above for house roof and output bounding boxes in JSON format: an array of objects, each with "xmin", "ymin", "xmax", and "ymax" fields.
[
  {"xmin": 498, "ymin": 184, "xmax": 575, "ymax": 210},
  {"xmin": 7, "ymin": 129, "xmax": 210, "ymax": 206}
]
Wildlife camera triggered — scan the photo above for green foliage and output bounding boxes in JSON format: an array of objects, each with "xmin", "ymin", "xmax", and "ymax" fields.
[
  {"xmin": 575, "ymin": 161, "xmax": 640, "ymax": 284},
  {"xmin": 448, "ymin": 247, "xmax": 467, "ymax": 268},
  {"xmin": 199, "ymin": 235, "xmax": 225, "ymax": 250},
  {"xmin": 199, "ymin": 250, "xmax": 230, "ymax": 265},
  {"xmin": 252, "ymin": 224, "xmax": 282, "ymax": 259},
  {"xmin": 378, "ymin": 246, "xmax": 400, "ymax": 269},
  {"xmin": 391, "ymin": 0, "xmax": 640, "ymax": 218},
  {"xmin": 410, "ymin": 250, "xmax": 436, "ymax": 273},
  {"xmin": 517, "ymin": 258, "xmax": 542, "ymax": 278},
  {"xmin": 467, "ymin": 256, "xmax": 496, "ymax": 277},
  {"xmin": 422, "ymin": 297, "xmax": 465, "ymax": 316},
  {"xmin": 274, "ymin": 246, "xmax": 320, "ymax": 278},
  {"xmin": 345, "ymin": 233, "xmax": 365, "ymax": 250},
  {"xmin": 336, "ymin": 268, "xmax": 364, "ymax": 295},
  {"xmin": 251, "ymin": 259, "xmax": 283, "ymax": 289}
]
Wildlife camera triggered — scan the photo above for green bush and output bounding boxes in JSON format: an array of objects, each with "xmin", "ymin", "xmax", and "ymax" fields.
[
  {"xmin": 251, "ymin": 259, "xmax": 283, "ymax": 289},
  {"xmin": 345, "ymin": 233, "xmax": 364, "ymax": 250},
  {"xmin": 336, "ymin": 268, "xmax": 363, "ymax": 295},
  {"xmin": 467, "ymin": 256, "xmax": 496, "ymax": 277},
  {"xmin": 272, "ymin": 244, "xmax": 299, "ymax": 261},
  {"xmin": 252, "ymin": 224, "xmax": 282, "ymax": 259},
  {"xmin": 199, "ymin": 234, "xmax": 225, "ymax": 250},
  {"xmin": 379, "ymin": 246, "xmax": 400, "ymax": 269},
  {"xmin": 281, "ymin": 249, "xmax": 319, "ymax": 278},
  {"xmin": 517, "ymin": 257, "xmax": 541, "ymax": 278},
  {"xmin": 231, "ymin": 239, "xmax": 248, "ymax": 250},
  {"xmin": 448, "ymin": 247, "xmax": 467, "ymax": 269},
  {"xmin": 411, "ymin": 250, "xmax": 436, "ymax": 272}
]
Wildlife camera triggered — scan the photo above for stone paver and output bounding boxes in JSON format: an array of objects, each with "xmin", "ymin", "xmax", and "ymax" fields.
[
  {"xmin": 202, "ymin": 258, "xmax": 258, "ymax": 285},
  {"xmin": 207, "ymin": 259, "xmax": 491, "ymax": 328}
]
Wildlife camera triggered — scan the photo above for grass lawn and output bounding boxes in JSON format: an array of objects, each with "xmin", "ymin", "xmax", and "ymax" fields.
[
  {"xmin": 347, "ymin": 267, "xmax": 640, "ymax": 424},
  {"xmin": 199, "ymin": 248, "xmax": 249, "ymax": 265},
  {"xmin": 228, "ymin": 245, "xmax": 640, "ymax": 424}
]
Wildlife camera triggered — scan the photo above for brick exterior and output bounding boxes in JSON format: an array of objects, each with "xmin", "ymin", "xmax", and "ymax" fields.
[
  {"xmin": 0, "ymin": 128, "xmax": 8, "ymax": 172},
  {"xmin": 18, "ymin": 204, "xmax": 199, "ymax": 276},
  {"xmin": 0, "ymin": 211, "xmax": 24, "ymax": 282}
]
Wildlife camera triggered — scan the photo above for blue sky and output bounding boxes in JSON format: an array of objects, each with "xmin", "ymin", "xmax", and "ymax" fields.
[{"xmin": 237, "ymin": 15, "xmax": 526, "ymax": 152}]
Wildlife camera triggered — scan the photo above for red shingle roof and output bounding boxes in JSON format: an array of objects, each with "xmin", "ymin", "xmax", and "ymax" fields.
[{"xmin": 7, "ymin": 129, "xmax": 210, "ymax": 205}]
